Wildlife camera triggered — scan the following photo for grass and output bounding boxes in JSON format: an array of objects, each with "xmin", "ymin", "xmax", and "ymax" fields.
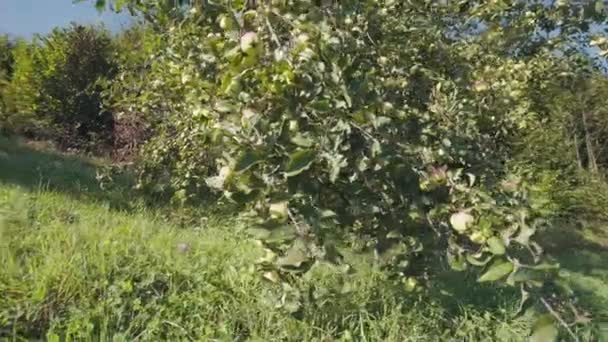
[
  {"xmin": 545, "ymin": 221, "xmax": 608, "ymax": 322},
  {"xmin": 1, "ymin": 135, "xmax": 608, "ymax": 341},
  {"xmin": 0, "ymin": 135, "xmax": 133, "ymax": 209}
]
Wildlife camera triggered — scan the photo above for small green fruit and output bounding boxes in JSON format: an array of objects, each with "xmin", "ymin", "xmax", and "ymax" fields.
[
  {"xmin": 269, "ymin": 201, "xmax": 289, "ymax": 222},
  {"xmin": 450, "ymin": 211, "xmax": 474, "ymax": 233},
  {"xmin": 241, "ymin": 32, "xmax": 259, "ymax": 53},
  {"xmin": 470, "ymin": 231, "xmax": 487, "ymax": 244},
  {"xmin": 403, "ymin": 277, "xmax": 418, "ymax": 292},
  {"xmin": 219, "ymin": 15, "xmax": 234, "ymax": 31}
]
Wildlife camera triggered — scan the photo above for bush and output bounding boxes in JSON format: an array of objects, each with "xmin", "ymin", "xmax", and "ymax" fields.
[
  {"xmin": 0, "ymin": 34, "xmax": 14, "ymax": 80},
  {"xmin": 105, "ymin": 22, "xmax": 220, "ymax": 196},
  {"xmin": 0, "ymin": 35, "xmax": 13, "ymax": 122},
  {"xmin": 36, "ymin": 25, "xmax": 117, "ymax": 149},
  {"xmin": 98, "ymin": 2, "xmax": 608, "ymax": 333},
  {"xmin": 2, "ymin": 25, "xmax": 116, "ymax": 148},
  {"xmin": 0, "ymin": 40, "xmax": 43, "ymax": 135},
  {"xmin": 113, "ymin": 1, "xmax": 568, "ymax": 290},
  {"xmin": 102, "ymin": 25, "xmax": 160, "ymax": 162}
]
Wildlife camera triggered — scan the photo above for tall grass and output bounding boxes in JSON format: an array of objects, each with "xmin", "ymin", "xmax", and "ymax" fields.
[
  {"xmin": 1, "ymin": 135, "xmax": 607, "ymax": 340},
  {"xmin": 0, "ymin": 185, "xmax": 538, "ymax": 340}
]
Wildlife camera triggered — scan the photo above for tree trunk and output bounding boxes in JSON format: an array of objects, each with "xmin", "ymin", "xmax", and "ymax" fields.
[
  {"xmin": 573, "ymin": 132, "xmax": 583, "ymax": 170},
  {"xmin": 570, "ymin": 114, "xmax": 583, "ymax": 170},
  {"xmin": 582, "ymin": 111, "xmax": 599, "ymax": 174}
]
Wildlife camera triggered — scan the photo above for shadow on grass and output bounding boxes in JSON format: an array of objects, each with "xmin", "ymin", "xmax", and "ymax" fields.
[
  {"xmin": 0, "ymin": 135, "xmax": 231, "ymax": 223},
  {"xmin": 543, "ymin": 222, "xmax": 608, "ymax": 320},
  {"xmin": 423, "ymin": 221, "xmax": 608, "ymax": 322},
  {"xmin": 2, "ymin": 135, "xmax": 607, "ymax": 327},
  {"xmin": 0, "ymin": 135, "xmax": 142, "ymax": 211},
  {"xmin": 428, "ymin": 268, "xmax": 522, "ymax": 316}
]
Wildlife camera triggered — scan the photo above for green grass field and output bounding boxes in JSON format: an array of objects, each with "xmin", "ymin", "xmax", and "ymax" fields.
[{"xmin": 1, "ymin": 135, "xmax": 607, "ymax": 341}]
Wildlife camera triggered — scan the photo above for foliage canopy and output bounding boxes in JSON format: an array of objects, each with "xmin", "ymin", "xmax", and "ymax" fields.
[
  {"xmin": 1, "ymin": 25, "xmax": 116, "ymax": 147},
  {"xmin": 102, "ymin": 0, "xmax": 606, "ymax": 287},
  {"xmin": 11, "ymin": 0, "xmax": 599, "ymax": 336}
]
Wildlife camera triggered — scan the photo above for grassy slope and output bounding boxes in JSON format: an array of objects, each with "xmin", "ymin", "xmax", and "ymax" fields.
[{"xmin": 0, "ymin": 135, "xmax": 607, "ymax": 341}]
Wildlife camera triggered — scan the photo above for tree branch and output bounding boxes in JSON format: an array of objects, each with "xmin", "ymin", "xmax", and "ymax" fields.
[{"xmin": 540, "ymin": 297, "xmax": 579, "ymax": 342}]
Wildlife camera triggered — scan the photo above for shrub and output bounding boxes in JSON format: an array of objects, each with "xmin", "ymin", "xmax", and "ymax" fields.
[
  {"xmin": 100, "ymin": 2, "xmax": 608, "ymax": 333},
  {"xmin": 0, "ymin": 37, "xmax": 9, "ymax": 131},
  {"xmin": 104, "ymin": 22, "xmax": 219, "ymax": 197},
  {"xmin": 34, "ymin": 24, "xmax": 117, "ymax": 149},
  {"xmin": 0, "ymin": 35, "xmax": 14, "ymax": 79},
  {"xmin": 2, "ymin": 25, "xmax": 116, "ymax": 148},
  {"xmin": 102, "ymin": 25, "xmax": 160, "ymax": 162},
  {"xmin": 116, "ymin": 1, "xmax": 567, "ymax": 283},
  {"xmin": 0, "ymin": 35, "xmax": 14, "ymax": 80},
  {"xmin": 0, "ymin": 40, "xmax": 44, "ymax": 135}
]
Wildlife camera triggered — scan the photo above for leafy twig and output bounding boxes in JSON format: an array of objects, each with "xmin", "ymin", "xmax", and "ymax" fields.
[
  {"xmin": 288, "ymin": 209, "xmax": 310, "ymax": 237},
  {"xmin": 265, "ymin": 14, "xmax": 282, "ymax": 49},
  {"xmin": 540, "ymin": 297, "xmax": 579, "ymax": 342}
]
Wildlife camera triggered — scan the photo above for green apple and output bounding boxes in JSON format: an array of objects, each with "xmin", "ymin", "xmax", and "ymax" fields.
[{"xmin": 240, "ymin": 32, "xmax": 259, "ymax": 53}]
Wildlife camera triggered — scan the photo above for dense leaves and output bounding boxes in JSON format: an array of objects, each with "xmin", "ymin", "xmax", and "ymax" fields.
[
  {"xmin": 1, "ymin": 25, "xmax": 116, "ymax": 148},
  {"xmin": 9, "ymin": 0, "xmax": 607, "ymax": 336},
  {"xmin": 36, "ymin": 25, "xmax": 116, "ymax": 148},
  {"xmin": 103, "ymin": 0, "xmax": 608, "ymax": 290},
  {"xmin": 0, "ymin": 40, "xmax": 43, "ymax": 135},
  {"xmin": 0, "ymin": 35, "xmax": 14, "ymax": 81},
  {"xmin": 0, "ymin": 35, "xmax": 14, "ymax": 129}
]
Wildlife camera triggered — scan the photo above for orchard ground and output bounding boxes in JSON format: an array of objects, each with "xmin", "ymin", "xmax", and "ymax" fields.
[{"xmin": 1, "ymin": 134, "xmax": 607, "ymax": 341}]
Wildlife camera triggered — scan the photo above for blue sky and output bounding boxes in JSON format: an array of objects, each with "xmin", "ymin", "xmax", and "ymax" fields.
[{"xmin": 0, "ymin": 0, "xmax": 133, "ymax": 38}]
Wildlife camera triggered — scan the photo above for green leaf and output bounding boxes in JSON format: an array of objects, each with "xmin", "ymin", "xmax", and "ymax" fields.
[
  {"xmin": 509, "ymin": 268, "xmax": 546, "ymax": 284},
  {"xmin": 263, "ymin": 270, "xmax": 280, "ymax": 283},
  {"xmin": 247, "ymin": 227, "xmax": 272, "ymax": 240},
  {"xmin": 478, "ymin": 259, "xmax": 514, "ymax": 282},
  {"xmin": 487, "ymin": 236, "xmax": 506, "ymax": 255},
  {"xmin": 285, "ymin": 149, "xmax": 316, "ymax": 177},
  {"xmin": 327, "ymin": 153, "xmax": 347, "ymax": 183},
  {"xmin": 597, "ymin": 322, "xmax": 608, "ymax": 341},
  {"xmin": 374, "ymin": 116, "xmax": 392, "ymax": 128},
  {"xmin": 221, "ymin": 74, "xmax": 241, "ymax": 95},
  {"xmin": 278, "ymin": 241, "xmax": 310, "ymax": 269},
  {"xmin": 448, "ymin": 251, "xmax": 468, "ymax": 271},
  {"xmin": 256, "ymin": 248, "xmax": 278, "ymax": 264},
  {"xmin": 267, "ymin": 225, "xmax": 297, "ymax": 244},
  {"xmin": 386, "ymin": 230, "xmax": 402, "ymax": 239},
  {"xmin": 466, "ymin": 254, "xmax": 493, "ymax": 266},
  {"xmin": 596, "ymin": 0, "xmax": 605, "ymax": 13},
  {"xmin": 248, "ymin": 224, "xmax": 296, "ymax": 245},
  {"xmin": 507, "ymin": 262, "xmax": 558, "ymax": 286},
  {"xmin": 530, "ymin": 314, "xmax": 557, "ymax": 342},
  {"xmin": 319, "ymin": 209, "xmax": 337, "ymax": 219},
  {"xmin": 376, "ymin": 241, "xmax": 408, "ymax": 266},
  {"xmin": 290, "ymin": 133, "xmax": 315, "ymax": 147},
  {"xmin": 173, "ymin": 189, "xmax": 187, "ymax": 202},
  {"xmin": 234, "ymin": 149, "xmax": 263, "ymax": 173},
  {"xmin": 114, "ymin": 0, "xmax": 124, "ymax": 12},
  {"xmin": 215, "ymin": 100, "xmax": 236, "ymax": 113},
  {"xmin": 340, "ymin": 85, "xmax": 352, "ymax": 108},
  {"xmin": 371, "ymin": 140, "xmax": 382, "ymax": 158},
  {"xmin": 95, "ymin": 0, "xmax": 106, "ymax": 11},
  {"xmin": 47, "ymin": 333, "xmax": 60, "ymax": 342},
  {"xmin": 528, "ymin": 262, "xmax": 560, "ymax": 271},
  {"xmin": 514, "ymin": 222, "xmax": 536, "ymax": 246},
  {"xmin": 322, "ymin": 242, "xmax": 342, "ymax": 264}
]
